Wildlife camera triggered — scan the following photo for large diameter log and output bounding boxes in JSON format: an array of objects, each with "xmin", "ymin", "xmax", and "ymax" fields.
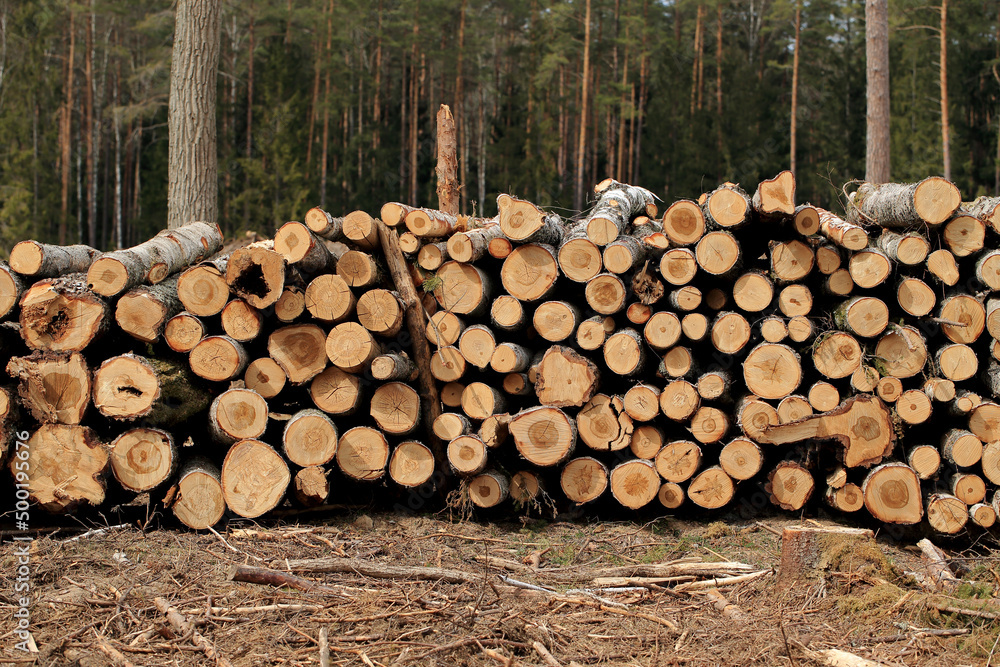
[
  {"xmin": 274, "ymin": 221, "xmax": 336, "ymax": 273},
  {"xmin": 209, "ymin": 389, "xmax": 268, "ymax": 445},
  {"xmin": 609, "ymin": 459, "xmax": 660, "ymax": 509},
  {"xmin": 510, "ymin": 406, "xmax": 577, "ymax": 466},
  {"xmin": 326, "ymin": 322, "xmax": 380, "ymax": 373},
  {"xmin": 309, "ymin": 366, "xmax": 362, "ymax": 415},
  {"xmin": 109, "ymin": 428, "xmax": 177, "ymax": 492},
  {"xmin": 817, "ymin": 208, "xmax": 868, "ymax": 250},
  {"xmin": 305, "ymin": 274, "xmax": 355, "ymax": 323},
  {"xmin": 968, "ymin": 402, "xmax": 1000, "ymax": 443},
  {"xmin": 743, "ymin": 343, "xmax": 801, "ymax": 400},
  {"xmin": 116, "ymin": 276, "xmax": 182, "ymax": 343},
  {"xmin": 578, "ymin": 394, "xmax": 633, "ymax": 451},
  {"xmin": 7, "ymin": 352, "xmax": 90, "ymax": 424},
  {"xmin": 304, "ymin": 206, "xmax": 345, "ymax": 238},
  {"xmin": 371, "ymin": 382, "xmax": 421, "ymax": 435},
  {"xmin": 433, "ymin": 261, "xmax": 492, "ymax": 315},
  {"xmin": 0, "ymin": 263, "xmax": 25, "ymax": 320},
  {"xmin": 336, "ymin": 426, "xmax": 390, "ymax": 480},
  {"xmin": 14, "ymin": 424, "xmax": 107, "ymax": 513},
  {"xmin": 703, "ymin": 183, "xmax": 750, "ymax": 229},
  {"xmin": 758, "ymin": 395, "xmax": 894, "ymax": 468},
  {"xmin": 10, "ymin": 241, "xmax": 101, "ymax": 278},
  {"xmin": 269, "ymin": 324, "xmax": 328, "ymax": 384},
  {"xmin": 282, "ymin": 409, "xmax": 338, "ymax": 467},
  {"xmin": 534, "ymin": 346, "xmax": 599, "ymax": 408},
  {"xmin": 170, "ymin": 458, "xmax": 225, "ymax": 530},
  {"xmin": 655, "ymin": 440, "xmax": 701, "ymax": 483},
  {"xmin": 245, "ymin": 357, "xmax": 286, "ymax": 399},
  {"xmin": 221, "ymin": 439, "xmax": 290, "ymax": 518},
  {"xmin": 501, "ymin": 244, "xmax": 559, "ymax": 302},
  {"xmin": 469, "ymin": 470, "xmax": 510, "ymax": 508},
  {"xmin": 293, "ymin": 466, "xmax": 331, "ymax": 507},
  {"xmin": 660, "ymin": 379, "xmax": 700, "ymax": 421},
  {"xmin": 189, "ymin": 335, "xmax": 249, "ymax": 382},
  {"xmin": 584, "ymin": 181, "xmax": 655, "ymax": 245},
  {"xmin": 662, "ymin": 200, "xmax": 706, "ymax": 245},
  {"xmin": 874, "ymin": 325, "xmax": 927, "ymax": 378},
  {"xmin": 935, "ymin": 344, "xmax": 977, "ymax": 382},
  {"xmin": 861, "ymin": 463, "xmax": 924, "ymax": 525},
  {"xmin": 19, "ymin": 274, "xmax": 108, "ymax": 351},
  {"xmin": 389, "ymin": 441, "xmax": 436, "ymax": 488},
  {"xmin": 561, "ymin": 457, "xmax": 609, "ymax": 504},
  {"xmin": 87, "ymin": 221, "xmax": 222, "ymax": 296},
  {"xmin": 766, "ymin": 462, "xmax": 814, "ymax": 511},
  {"xmin": 225, "ymin": 241, "xmax": 287, "ymax": 308},
  {"xmin": 177, "ymin": 254, "xmax": 231, "ymax": 316},
  {"xmin": 687, "ymin": 467, "xmax": 735, "ymax": 509},
  {"xmin": 846, "ymin": 177, "xmax": 961, "ymax": 227}
]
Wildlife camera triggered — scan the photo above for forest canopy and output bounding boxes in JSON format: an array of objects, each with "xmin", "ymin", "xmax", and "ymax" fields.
[{"xmin": 0, "ymin": 0, "xmax": 996, "ymax": 252}]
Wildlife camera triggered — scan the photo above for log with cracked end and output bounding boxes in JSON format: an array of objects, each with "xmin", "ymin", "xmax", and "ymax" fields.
[{"xmin": 757, "ymin": 395, "xmax": 894, "ymax": 468}]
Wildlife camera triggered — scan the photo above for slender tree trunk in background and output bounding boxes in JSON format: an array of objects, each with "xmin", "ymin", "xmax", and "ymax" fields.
[
  {"xmin": 790, "ymin": 1, "xmax": 801, "ymax": 177},
  {"xmin": 60, "ymin": 11, "xmax": 75, "ymax": 245},
  {"xmin": 409, "ymin": 14, "xmax": 420, "ymax": 206},
  {"xmin": 306, "ymin": 36, "xmax": 320, "ymax": 169},
  {"xmin": 243, "ymin": 2, "xmax": 254, "ymax": 225},
  {"xmin": 690, "ymin": 3, "xmax": 702, "ymax": 115},
  {"xmin": 616, "ymin": 26, "xmax": 630, "ymax": 183},
  {"xmin": 373, "ymin": 0, "xmax": 382, "ymax": 151},
  {"xmin": 113, "ymin": 27, "xmax": 122, "ymax": 249},
  {"xmin": 399, "ymin": 57, "xmax": 407, "ymax": 201},
  {"xmin": 320, "ymin": 0, "xmax": 331, "ymax": 209},
  {"xmin": 455, "ymin": 0, "xmax": 466, "ymax": 213},
  {"xmin": 865, "ymin": 0, "xmax": 890, "ymax": 183},
  {"xmin": 995, "ymin": 16, "xmax": 999, "ymax": 194},
  {"xmin": 573, "ymin": 0, "xmax": 591, "ymax": 212},
  {"xmin": 715, "ymin": 2, "xmax": 723, "ymax": 174},
  {"xmin": 696, "ymin": 4, "xmax": 705, "ymax": 111},
  {"xmin": 83, "ymin": 8, "xmax": 94, "ymax": 244},
  {"xmin": 558, "ymin": 67, "xmax": 565, "ymax": 181},
  {"xmin": 478, "ymin": 81, "xmax": 485, "ymax": 210},
  {"xmin": 133, "ymin": 121, "xmax": 141, "ymax": 228},
  {"xmin": 167, "ymin": 0, "xmax": 221, "ymax": 228},
  {"xmin": 633, "ymin": 0, "xmax": 648, "ymax": 183},
  {"xmin": 939, "ymin": 0, "xmax": 950, "ymax": 181}
]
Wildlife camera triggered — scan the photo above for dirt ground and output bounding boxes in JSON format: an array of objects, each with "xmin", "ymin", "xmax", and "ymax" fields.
[{"xmin": 1, "ymin": 510, "xmax": 999, "ymax": 667}]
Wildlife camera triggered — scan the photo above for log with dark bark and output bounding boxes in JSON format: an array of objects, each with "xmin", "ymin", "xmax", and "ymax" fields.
[
  {"xmin": 116, "ymin": 276, "xmax": 182, "ymax": 343},
  {"xmin": 93, "ymin": 354, "xmax": 210, "ymax": 426}
]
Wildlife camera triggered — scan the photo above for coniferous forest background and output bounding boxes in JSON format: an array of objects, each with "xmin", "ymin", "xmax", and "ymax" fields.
[{"xmin": 0, "ymin": 0, "xmax": 998, "ymax": 251}]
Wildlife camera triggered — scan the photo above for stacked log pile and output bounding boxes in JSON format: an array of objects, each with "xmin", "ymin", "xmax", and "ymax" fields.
[{"xmin": 5, "ymin": 172, "xmax": 1000, "ymax": 535}]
